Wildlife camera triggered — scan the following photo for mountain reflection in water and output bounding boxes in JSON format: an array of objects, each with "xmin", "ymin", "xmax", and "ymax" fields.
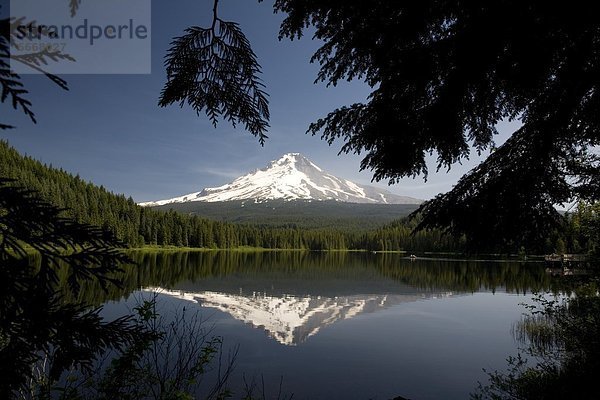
[
  {"xmin": 144, "ymin": 288, "xmax": 454, "ymax": 345},
  {"xmin": 90, "ymin": 251, "xmax": 560, "ymax": 400}
]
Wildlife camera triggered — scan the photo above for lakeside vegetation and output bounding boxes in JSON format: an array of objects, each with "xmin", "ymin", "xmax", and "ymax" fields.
[{"xmin": 472, "ymin": 279, "xmax": 600, "ymax": 400}]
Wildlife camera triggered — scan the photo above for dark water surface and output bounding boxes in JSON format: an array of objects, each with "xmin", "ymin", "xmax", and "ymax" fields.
[{"xmin": 99, "ymin": 251, "xmax": 554, "ymax": 400}]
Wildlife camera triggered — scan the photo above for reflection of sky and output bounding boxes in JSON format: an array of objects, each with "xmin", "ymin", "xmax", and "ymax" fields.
[{"xmin": 4, "ymin": 0, "xmax": 523, "ymax": 203}]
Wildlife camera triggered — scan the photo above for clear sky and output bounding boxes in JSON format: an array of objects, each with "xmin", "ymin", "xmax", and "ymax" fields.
[{"xmin": 2, "ymin": 0, "xmax": 518, "ymax": 202}]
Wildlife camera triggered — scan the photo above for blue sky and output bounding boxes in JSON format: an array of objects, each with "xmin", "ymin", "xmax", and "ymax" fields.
[{"xmin": 2, "ymin": 0, "xmax": 518, "ymax": 202}]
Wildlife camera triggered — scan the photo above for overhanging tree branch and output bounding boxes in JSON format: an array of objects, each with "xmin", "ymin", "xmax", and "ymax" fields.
[{"xmin": 159, "ymin": 0, "xmax": 270, "ymax": 145}]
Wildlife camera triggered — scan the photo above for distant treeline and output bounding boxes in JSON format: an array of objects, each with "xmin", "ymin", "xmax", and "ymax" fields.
[
  {"xmin": 153, "ymin": 199, "xmax": 419, "ymax": 231},
  {"xmin": 0, "ymin": 140, "xmax": 460, "ymax": 252},
  {"xmin": 1, "ymin": 140, "xmax": 596, "ymax": 254}
]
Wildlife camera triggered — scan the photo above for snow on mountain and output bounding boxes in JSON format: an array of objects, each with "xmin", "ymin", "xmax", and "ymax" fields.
[
  {"xmin": 140, "ymin": 153, "xmax": 421, "ymax": 206},
  {"xmin": 145, "ymin": 288, "xmax": 455, "ymax": 346}
]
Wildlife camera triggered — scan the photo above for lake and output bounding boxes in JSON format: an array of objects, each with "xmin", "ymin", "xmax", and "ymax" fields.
[{"xmin": 97, "ymin": 251, "xmax": 554, "ymax": 400}]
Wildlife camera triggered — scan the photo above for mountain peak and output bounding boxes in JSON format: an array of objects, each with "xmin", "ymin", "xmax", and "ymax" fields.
[
  {"xmin": 281, "ymin": 152, "xmax": 302, "ymax": 158},
  {"xmin": 269, "ymin": 152, "xmax": 322, "ymax": 173},
  {"xmin": 140, "ymin": 153, "xmax": 421, "ymax": 206}
]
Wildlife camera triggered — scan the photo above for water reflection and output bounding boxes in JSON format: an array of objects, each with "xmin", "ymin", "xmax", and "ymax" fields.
[
  {"xmin": 93, "ymin": 251, "xmax": 552, "ymax": 346},
  {"xmin": 74, "ymin": 250, "xmax": 553, "ymax": 307},
  {"xmin": 93, "ymin": 251, "xmax": 558, "ymax": 399},
  {"xmin": 147, "ymin": 288, "xmax": 454, "ymax": 345}
]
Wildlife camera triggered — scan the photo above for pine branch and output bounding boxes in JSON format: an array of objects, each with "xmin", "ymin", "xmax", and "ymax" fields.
[
  {"xmin": 69, "ymin": 0, "xmax": 82, "ymax": 17},
  {"xmin": 11, "ymin": 50, "xmax": 75, "ymax": 90},
  {"xmin": 12, "ymin": 49, "xmax": 76, "ymax": 66},
  {"xmin": 1, "ymin": 18, "xmax": 71, "ymax": 127},
  {"xmin": 0, "ymin": 178, "xmax": 130, "ymax": 294},
  {"xmin": 0, "ymin": 178, "xmax": 148, "ymax": 393},
  {"xmin": 0, "ymin": 58, "xmax": 37, "ymax": 123},
  {"xmin": 159, "ymin": 10, "xmax": 270, "ymax": 145}
]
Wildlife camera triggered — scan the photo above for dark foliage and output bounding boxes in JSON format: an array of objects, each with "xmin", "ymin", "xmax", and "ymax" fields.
[
  {"xmin": 0, "ymin": 19, "xmax": 35, "ymax": 128},
  {"xmin": 415, "ymin": 128, "xmax": 568, "ymax": 251},
  {"xmin": 272, "ymin": 0, "xmax": 600, "ymax": 249},
  {"xmin": 160, "ymin": 0, "xmax": 269, "ymax": 144},
  {"xmin": 414, "ymin": 125, "xmax": 599, "ymax": 252},
  {"xmin": 568, "ymin": 202, "xmax": 600, "ymax": 258},
  {"xmin": 473, "ymin": 282, "xmax": 600, "ymax": 399},
  {"xmin": 69, "ymin": 0, "xmax": 82, "ymax": 17},
  {"xmin": 1, "ymin": 16, "xmax": 73, "ymax": 129},
  {"xmin": 0, "ymin": 178, "xmax": 149, "ymax": 397}
]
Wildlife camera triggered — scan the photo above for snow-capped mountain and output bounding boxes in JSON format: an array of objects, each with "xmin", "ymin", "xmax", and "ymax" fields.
[
  {"xmin": 145, "ymin": 288, "xmax": 454, "ymax": 346},
  {"xmin": 140, "ymin": 153, "xmax": 421, "ymax": 206}
]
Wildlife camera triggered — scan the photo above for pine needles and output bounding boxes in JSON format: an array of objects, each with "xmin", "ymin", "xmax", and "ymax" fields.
[
  {"xmin": 0, "ymin": 178, "xmax": 147, "ymax": 396},
  {"xmin": 0, "ymin": 17, "xmax": 73, "ymax": 129},
  {"xmin": 160, "ymin": 0, "xmax": 269, "ymax": 144}
]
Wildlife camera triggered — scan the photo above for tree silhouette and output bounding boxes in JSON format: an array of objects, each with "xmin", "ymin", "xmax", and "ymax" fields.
[
  {"xmin": 0, "ymin": 178, "xmax": 149, "ymax": 396},
  {"xmin": 158, "ymin": 0, "xmax": 600, "ymax": 249},
  {"xmin": 268, "ymin": 0, "xmax": 600, "ymax": 249},
  {"xmin": 0, "ymin": 16, "xmax": 73, "ymax": 130},
  {"xmin": 160, "ymin": 0, "xmax": 270, "ymax": 144}
]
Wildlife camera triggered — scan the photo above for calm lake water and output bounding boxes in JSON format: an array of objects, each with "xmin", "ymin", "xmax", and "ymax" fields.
[{"xmin": 98, "ymin": 251, "xmax": 554, "ymax": 400}]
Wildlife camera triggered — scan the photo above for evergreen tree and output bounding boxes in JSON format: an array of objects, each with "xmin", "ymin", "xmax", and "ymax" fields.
[{"xmin": 0, "ymin": 178, "xmax": 150, "ymax": 396}]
